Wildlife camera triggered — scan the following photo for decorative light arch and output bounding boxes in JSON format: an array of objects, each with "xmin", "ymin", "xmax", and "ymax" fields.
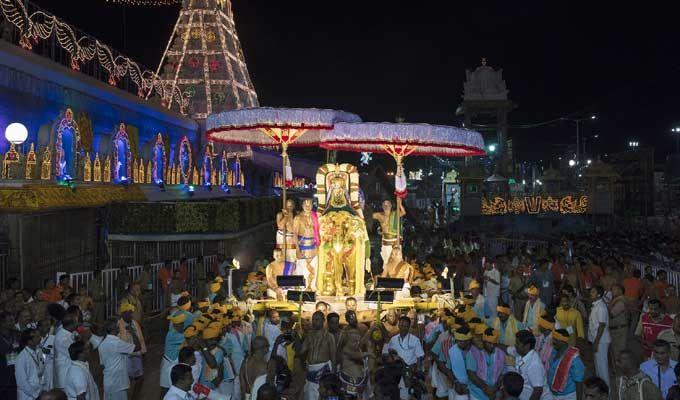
[
  {"xmin": 112, "ymin": 123, "xmax": 132, "ymax": 181},
  {"xmin": 55, "ymin": 108, "xmax": 80, "ymax": 177}
]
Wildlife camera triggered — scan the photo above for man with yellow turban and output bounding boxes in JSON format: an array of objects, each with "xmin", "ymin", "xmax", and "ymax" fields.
[
  {"xmin": 492, "ymin": 301, "xmax": 521, "ymax": 347},
  {"xmin": 522, "ymin": 285, "xmax": 545, "ymax": 334},
  {"xmin": 199, "ymin": 325, "xmax": 224, "ymax": 390},
  {"xmin": 117, "ymin": 302, "xmax": 146, "ymax": 399},
  {"xmin": 446, "ymin": 327, "xmax": 473, "ymax": 399},
  {"xmin": 466, "ymin": 327, "xmax": 506, "ymax": 400},
  {"xmin": 547, "ymin": 329, "xmax": 585, "ymax": 400},
  {"xmin": 160, "ymin": 313, "xmax": 188, "ymax": 395},
  {"xmin": 171, "ymin": 295, "xmax": 194, "ymax": 330},
  {"xmin": 208, "ymin": 279, "xmax": 222, "ymax": 303}
]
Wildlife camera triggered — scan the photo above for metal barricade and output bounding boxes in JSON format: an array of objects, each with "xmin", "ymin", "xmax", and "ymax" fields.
[
  {"xmin": 204, "ymin": 255, "xmax": 218, "ymax": 278},
  {"xmin": 150, "ymin": 262, "xmax": 164, "ymax": 313},
  {"xmin": 102, "ymin": 268, "xmax": 120, "ymax": 319},
  {"xmin": 127, "ymin": 265, "xmax": 143, "ymax": 282},
  {"xmin": 70, "ymin": 271, "xmax": 94, "ymax": 295},
  {"xmin": 187, "ymin": 258, "xmax": 198, "ymax": 298}
]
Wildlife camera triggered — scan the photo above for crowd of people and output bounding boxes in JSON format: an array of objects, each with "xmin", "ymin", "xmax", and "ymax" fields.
[{"xmin": 2, "ymin": 224, "xmax": 680, "ymax": 400}]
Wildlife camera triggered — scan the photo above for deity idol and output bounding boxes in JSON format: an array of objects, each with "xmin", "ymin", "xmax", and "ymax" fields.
[
  {"xmin": 293, "ymin": 198, "xmax": 319, "ymax": 290},
  {"xmin": 316, "ymin": 171, "xmax": 369, "ymax": 296},
  {"xmin": 275, "ymin": 198, "xmax": 296, "ymax": 274},
  {"xmin": 372, "ymin": 199, "xmax": 406, "ymax": 267}
]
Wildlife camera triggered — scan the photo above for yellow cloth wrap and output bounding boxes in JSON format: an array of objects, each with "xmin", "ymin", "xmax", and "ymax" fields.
[
  {"xmin": 527, "ymin": 286, "xmax": 540, "ymax": 296},
  {"xmin": 167, "ymin": 313, "xmax": 187, "ymax": 324},
  {"xmin": 463, "ymin": 297, "xmax": 475, "ymax": 305},
  {"xmin": 454, "ymin": 332, "xmax": 472, "ymax": 341},
  {"xmin": 474, "ymin": 323, "xmax": 488, "ymax": 335},
  {"xmin": 552, "ymin": 330, "xmax": 570, "ymax": 343},
  {"xmin": 214, "ymin": 277, "xmax": 224, "ymax": 283},
  {"xmin": 469, "ymin": 280, "xmax": 481, "ymax": 290},
  {"xmin": 210, "ymin": 283, "xmax": 221, "ymax": 293},
  {"xmin": 184, "ymin": 325, "xmax": 199, "ymax": 338},
  {"xmin": 483, "ymin": 329, "xmax": 499, "ymax": 344},
  {"xmin": 198, "ymin": 301, "xmax": 210, "ymax": 308},
  {"xmin": 180, "ymin": 291, "xmax": 190, "ymax": 297},
  {"xmin": 538, "ymin": 318, "xmax": 555, "ymax": 331},
  {"xmin": 203, "ymin": 326, "xmax": 220, "ymax": 339},
  {"xmin": 496, "ymin": 306, "xmax": 512, "ymax": 315},
  {"xmin": 119, "ymin": 303, "xmax": 135, "ymax": 313},
  {"xmin": 179, "ymin": 301, "xmax": 192, "ymax": 311}
]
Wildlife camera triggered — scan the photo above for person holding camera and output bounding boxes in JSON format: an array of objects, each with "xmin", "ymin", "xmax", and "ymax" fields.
[{"xmin": 382, "ymin": 316, "xmax": 424, "ymax": 400}]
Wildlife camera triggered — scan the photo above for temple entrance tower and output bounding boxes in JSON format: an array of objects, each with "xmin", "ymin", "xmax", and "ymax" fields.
[{"xmin": 456, "ymin": 58, "xmax": 516, "ymax": 172}]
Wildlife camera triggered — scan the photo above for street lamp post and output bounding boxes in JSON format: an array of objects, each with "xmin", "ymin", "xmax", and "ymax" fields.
[
  {"xmin": 672, "ymin": 127, "xmax": 680, "ymax": 153},
  {"xmin": 562, "ymin": 115, "xmax": 596, "ymax": 167}
]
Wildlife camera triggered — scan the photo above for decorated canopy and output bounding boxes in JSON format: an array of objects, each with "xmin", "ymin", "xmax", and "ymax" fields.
[
  {"xmin": 320, "ymin": 122, "xmax": 485, "ymax": 157},
  {"xmin": 206, "ymin": 107, "xmax": 362, "ymax": 147}
]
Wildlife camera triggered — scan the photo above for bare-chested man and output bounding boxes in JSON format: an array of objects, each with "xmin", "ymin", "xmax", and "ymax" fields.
[
  {"xmin": 383, "ymin": 309, "xmax": 400, "ymax": 338},
  {"xmin": 372, "ymin": 199, "xmax": 406, "ymax": 266},
  {"xmin": 382, "ymin": 248, "xmax": 414, "ymax": 299},
  {"xmin": 300, "ymin": 311, "xmax": 336, "ymax": 400},
  {"xmin": 340, "ymin": 297, "xmax": 370, "ymax": 333},
  {"xmin": 265, "ymin": 249, "xmax": 285, "ymax": 300},
  {"xmin": 239, "ymin": 336, "xmax": 269, "ymax": 400},
  {"xmin": 276, "ymin": 198, "xmax": 296, "ymax": 275},
  {"xmin": 293, "ymin": 198, "xmax": 319, "ymax": 290},
  {"xmin": 337, "ymin": 310, "xmax": 371, "ymax": 398}
]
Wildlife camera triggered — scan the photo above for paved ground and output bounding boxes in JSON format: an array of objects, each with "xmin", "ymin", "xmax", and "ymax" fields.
[{"xmin": 137, "ymin": 315, "xmax": 166, "ymax": 400}]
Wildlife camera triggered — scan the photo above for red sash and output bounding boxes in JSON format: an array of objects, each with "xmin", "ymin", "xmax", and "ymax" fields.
[{"xmin": 550, "ymin": 347, "xmax": 579, "ymax": 393}]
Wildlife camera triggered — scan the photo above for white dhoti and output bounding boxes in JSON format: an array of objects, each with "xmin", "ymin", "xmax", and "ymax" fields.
[
  {"xmin": 594, "ymin": 339, "xmax": 610, "ymax": 386},
  {"xmin": 245, "ymin": 374, "xmax": 267, "ymax": 400},
  {"xmin": 160, "ymin": 356, "xmax": 177, "ymax": 388},
  {"xmin": 430, "ymin": 363, "xmax": 452, "ymax": 398},
  {"xmin": 380, "ymin": 244, "xmax": 394, "ymax": 266},
  {"xmin": 295, "ymin": 256, "xmax": 318, "ymax": 289},
  {"xmin": 304, "ymin": 360, "xmax": 332, "ymax": 400}
]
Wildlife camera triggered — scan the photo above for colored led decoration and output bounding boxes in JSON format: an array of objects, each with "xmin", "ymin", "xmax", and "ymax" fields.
[
  {"xmin": 481, "ymin": 195, "xmax": 589, "ymax": 215},
  {"xmin": 105, "ymin": 0, "xmax": 181, "ymax": 4},
  {"xmin": 0, "ymin": 0, "xmax": 185, "ymax": 111},
  {"xmin": 152, "ymin": 0, "xmax": 258, "ymax": 120},
  {"xmin": 112, "ymin": 124, "xmax": 132, "ymax": 182}
]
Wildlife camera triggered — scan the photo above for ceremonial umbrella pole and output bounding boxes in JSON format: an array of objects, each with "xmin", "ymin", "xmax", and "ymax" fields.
[
  {"xmin": 321, "ymin": 122, "xmax": 485, "ymax": 247},
  {"xmin": 207, "ymin": 108, "xmax": 361, "ymax": 283}
]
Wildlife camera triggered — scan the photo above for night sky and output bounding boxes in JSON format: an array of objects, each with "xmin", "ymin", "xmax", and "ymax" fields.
[{"xmin": 28, "ymin": 0, "xmax": 680, "ymax": 164}]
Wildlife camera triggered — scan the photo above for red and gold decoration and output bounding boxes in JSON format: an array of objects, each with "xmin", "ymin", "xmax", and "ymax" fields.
[{"xmin": 321, "ymin": 122, "xmax": 485, "ymax": 244}]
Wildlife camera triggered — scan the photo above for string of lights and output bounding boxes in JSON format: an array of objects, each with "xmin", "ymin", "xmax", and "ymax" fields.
[
  {"xmin": 0, "ymin": 0, "xmax": 185, "ymax": 112},
  {"xmin": 104, "ymin": 0, "xmax": 182, "ymax": 5}
]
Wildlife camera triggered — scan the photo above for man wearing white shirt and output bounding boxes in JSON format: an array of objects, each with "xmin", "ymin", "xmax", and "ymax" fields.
[
  {"xmin": 98, "ymin": 319, "xmax": 137, "ymax": 400},
  {"xmin": 15, "ymin": 329, "xmax": 44, "ymax": 400},
  {"xmin": 484, "ymin": 261, "xmax": 501, "ymax": 319},
  {"xmin": 588, "ymin": 286, "xmax": 611, "ymax": 386},
  {"xmin": 37, "ymin": 319, "xmax": 55, "ymax": 391},
  {"xmin": 262, "ymin": 310, "xmax": 281, "ymax": 360},
  {"xmin": 66, "ymin": 341, "xmax": 100, "ymax": 400},
  {"xmin": 514, "ymin": 330, "xmax": 553, "ymax": 400},
  {"xmin": 164, "ymin": 364, "xmax": 195, "ymax": 400},
  {"xmin": 383, "ymin": 316, "xmax": 425, "ymax": 400},
  {"xmin": 54, "ymin": 314, "xmax": 78, "ymax": 389}
]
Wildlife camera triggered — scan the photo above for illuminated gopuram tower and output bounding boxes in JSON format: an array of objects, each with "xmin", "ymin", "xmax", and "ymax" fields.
[{"xmin": 154, "ymin": 0, "xmax": 259, "ymax": 121}]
